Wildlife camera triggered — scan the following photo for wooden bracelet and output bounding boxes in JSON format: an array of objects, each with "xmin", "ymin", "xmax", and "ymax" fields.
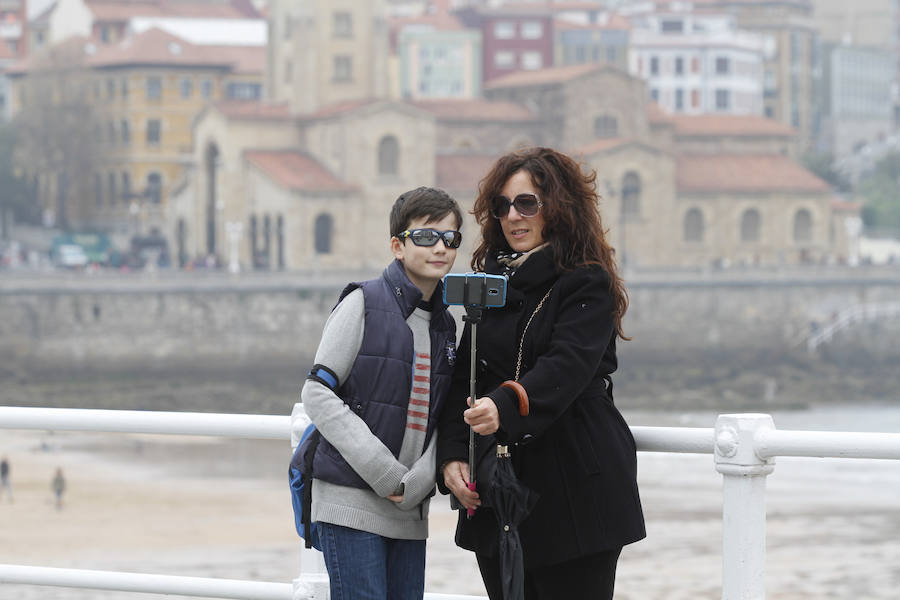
[{"xmin": 500, "ymin": 380, "xmax": 529, "ymax": 416}]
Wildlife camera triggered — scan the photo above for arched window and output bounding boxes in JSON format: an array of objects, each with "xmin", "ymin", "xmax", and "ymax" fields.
[
  {"xmin": 683, "ymin": 208, "xmax": 704, "ymax": 242},
  {"xmin": 793, "ymin": 208, "xmax": 812, "ymax": 242},
  {"xmin": 378, "ymin": 135, "xmax": 399, "ymax": 175},
  {"xmin": 146, "ymin": 172, "xmax": 162, "ymax": 204},
  {"xmin": 315, "ymin": 213, "xmax": 333, "ymax": 254},
  {"xmin": 621, "ymin": 171, "xmax": 641, "ymax": 219},
  {"xmin": 594, "ymin": 115, "xmax": 618, "ymax": 139},
  {"xmin": 740, "ymin": 209, "xmax": 761, "ymax": 242}
]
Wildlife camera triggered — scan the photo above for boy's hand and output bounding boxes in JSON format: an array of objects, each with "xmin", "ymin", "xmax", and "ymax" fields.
[
  {"xmin": 442, "ymin": 460, "xmax": 480, "ymax": 511},
  {"xmin": 464, "ymin": 396, "xmax": 500, "ymax": 435}
]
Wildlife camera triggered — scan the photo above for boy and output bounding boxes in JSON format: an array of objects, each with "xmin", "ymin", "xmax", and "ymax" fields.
[{"xmin": 298, "ymin": 187, "xmax": 462, "ymax": 600}]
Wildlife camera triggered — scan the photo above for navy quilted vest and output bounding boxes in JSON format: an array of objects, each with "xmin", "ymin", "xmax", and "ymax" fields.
[{"xmin": 303, "ymin": 259, "xmax": 456, "ymax": 490}]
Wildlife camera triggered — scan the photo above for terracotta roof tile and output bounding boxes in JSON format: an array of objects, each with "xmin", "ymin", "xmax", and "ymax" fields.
[
  {"xmin": 297, "ymin": 99, "xmax": 379, "ymax": 120},
  {"xmin": 484, "ymin": 63, "xmax": 602, "ymax": 89},
  {"xmin": 411, "ymin": 99, "xmax": 536, "ymax": 121},
  {"xmin": 670, "ymin": 114, "xmax": 795, "ymax": 137},
  {"xmin": 87, "ymin": 28, "xmax": 235, "ymax": 68},
  {"xmin": 572, "ymin": 137, "xmax": 630, "ymax": 155},
  {"xmin": 202, "ymin": 44, "xmax": 264, "ymax": 74},
  {"xmin": 677, "ymin": 155, "xmax": 829, "ymax": 193},
  {"xmin": 86, "ymin": 0, "xmax": 257, "ymax": 22},
  {"xmin": 244, "ymin": 150, "xmax": 357, "ymax": 193},
  {"xmin": 436, "ymin": 154, "xmax": 498, "ymax": 191},
  {"xmin": 391, "ymin": 13, "xmax": 465, "ymax": 32},
  {"xmin": 215, "ymin": 100, "xmax": 291, "ymax": 120}
]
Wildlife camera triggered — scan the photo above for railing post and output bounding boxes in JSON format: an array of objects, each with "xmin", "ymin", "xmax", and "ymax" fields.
[
  {"xmin": 714, "ymin": 414, "xmax": 776, "ymax": 600},
  {"xmin": 290, "ymin": 403, "xmax": 329, "ymax": 600}
]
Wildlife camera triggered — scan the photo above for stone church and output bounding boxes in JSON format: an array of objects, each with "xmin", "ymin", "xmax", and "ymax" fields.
[{"xmin": 169, "ymin": 0, "xmax": 854, "ymax": 272}]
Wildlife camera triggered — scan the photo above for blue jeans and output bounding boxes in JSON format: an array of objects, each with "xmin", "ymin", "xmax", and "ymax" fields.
[{"xmin": 317, "ymin": 522, "xmax": 426, "ymax": 600}]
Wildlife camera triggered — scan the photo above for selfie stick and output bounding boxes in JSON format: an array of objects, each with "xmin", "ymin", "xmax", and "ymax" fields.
[{"xmin": 462, "ymin": 277, "xmax": 488, "ymax": 519}]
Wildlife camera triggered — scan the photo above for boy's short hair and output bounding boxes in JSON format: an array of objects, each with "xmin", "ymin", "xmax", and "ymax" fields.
[{"xmin": 390, "ymin": 187, "xmax": 462, "ymax": 238}]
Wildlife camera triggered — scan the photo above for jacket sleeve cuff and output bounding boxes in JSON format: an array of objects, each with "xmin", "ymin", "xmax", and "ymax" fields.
[
  {"xmin": 488, "ymin": 385, "xmax": 522, "ymax": 442},
  {"xmin": 370, "ymin": 461, "xmax": 409, "ymax": 498}
]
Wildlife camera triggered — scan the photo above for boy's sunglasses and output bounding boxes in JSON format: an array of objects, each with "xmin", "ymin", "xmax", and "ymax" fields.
[
  {"xmin": 397, "ymin": 228, "xmax": 462, "ymax": 249},
  {"xmin": 490, "ymin": 193, "xmax": 543, "ymax": 219}
]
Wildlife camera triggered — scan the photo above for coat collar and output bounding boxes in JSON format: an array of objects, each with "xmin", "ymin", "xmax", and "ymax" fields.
[
  {"xmin": 486, "ymin": 246, "xmax": 559, "ymax": 294},
  {"xmin": 382, "ymin": 258, "xmax": 449, "ymax": 319}
]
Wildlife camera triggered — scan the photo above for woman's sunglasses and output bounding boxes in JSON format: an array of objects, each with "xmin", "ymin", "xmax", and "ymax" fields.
[
  {"xmin": 490, "ymin": 193, "xmax": 543, "ymax": 219},
  {"xmin": 397, "ymin": 228, "xmax": 462, "ymax": 249}
]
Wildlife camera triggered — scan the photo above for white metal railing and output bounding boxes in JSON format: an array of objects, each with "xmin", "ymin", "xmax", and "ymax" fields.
[
  {"xmin": 1, "ymin": 405, "xmax": 899, "ymax": 600},
  {"xmin": 806, "ymin": 301, "xmax": 900, "ymax": 352}
]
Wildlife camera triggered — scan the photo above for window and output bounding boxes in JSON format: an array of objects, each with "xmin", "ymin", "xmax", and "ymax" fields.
[
  {"xmin": 333, "ymin": 12, "xmax": 353, "ymax": 38},
  {"xmin": 675, "ymin": 56, "xmax": 684, "ymax": 75},
  {"xmin": 495, "ymin": 51, "xmax": 515, "ymax": 69},
  {"xmin": 740, "ymin": 209, "xmax": 761, "ymax": 242},
  {"xmin": 94, "ymin": 173, "xmax": 103, "ymax": 207},
  {"xmin": 675, "ymin": 89, "xmax": 684, "ymax": 111},
  {"xmin": 521, "ymin": 21, "xmax": 543, "ymax": 39},
  {"xmin": 715, "ymin": 89, "xmax": 729, "ymax": 110},
  {"xmin": 521, "ymin": 51, "xmax": 543, "ymax": 70},
  {"xmin": 121, "ymin": 78, "xmax": 129, "ymax": 98},
  {"xmin": 378, "ymin": 135, "xmax": 399, "ymax": 176},
  {"xmin": 334, "ymin": 55, "xmax": 353, "ymax": 81},
  {"xmin": 226, "ymin": 82, "xmax": 262, "ymax": 100},
  {"xmin": 594, "ymin": 115, "xmax": 618, "ymax": 139},
  {"xmin": 793, "ymin": 209, "xmax": 812, "ymax": 242},
  {"xmin": 691, "ymin": 89, "xmax": 700, "ymax": 109},
  {"xmin": 315, "ymin": 213, "xmax": 333, "ymax": 254},
  {"xmin": 691, "ymin": 56, "xmax": 700, "ymax": 73},
  {"xmin": 650, "ymin": 56, "xmax": 659, "ymax": 75},
  {"xmin": 621, "ymin": 172, "xmax": 641, "ymax": 219},
  {"xmin": 283, "ymin": 15, "xmax": 292, "ymax": 40},
  {"xmin": 106, "ymin": 79, "xmax": 115, "ymax": 100},
  {"xmin": 108, "ymin": 173, "xmax": 117, "ymax": 206},
  {"xmin": 146, "ymin": 76, "xmax": 162, "ymax": 100},
  {"xmin": 606, "ymin": 46, "xmax": 617, "ymax": 62},
  {"xmin": 180, "ymin": 78, "xmax": 193, "ymax": 99},
  {"xmin": 146, "ymin": 173, "xmax": 162, "ymax": 204},
  {"xmin": 284, "ymin": 60, "xmax": 293, "ymax": 84},
  {"xmin": 715, "ymin": 57, "xmax": 730, "ymax": 75},
  {"xmin": 122, "ymin": 171, "xmax": 131, "ymax": 200},
  {"xmin": 201, "ymin": 80, "xmax": 213, "ymax": 99},
  {"xmin": 683, "ymin": 208, "xmax": 704, "ymax": 242},
  {"xmin": 494, "ymin": 21, "xmax": 515, "ymax": 39},
  {"xmin": 121, "ymin": 120, "xmax": 130, "ymax": 144},
  {"xmin": 108, "ymin": 121, "xmax": 116, "ymax": 144},
  {"xmin": 661, "ymin": 19, "xmax": 683, "ymax": 33},
  {"xmin": 650, "ymin": 88, "xmax": 659, "ymax": 102},
  {"xmin": 146, "ymin": 119, "xmax": 161, "ymax": 145}
]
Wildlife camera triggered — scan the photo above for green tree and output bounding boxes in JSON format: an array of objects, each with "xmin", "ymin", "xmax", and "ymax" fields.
[
  {"xmin": 801, "ymin": 151, "xmax": 852, "ymax": 194},
  {"xmin": 858, "ymin": 151, "xmax": 900, "ymax": 234},
  {"xmin": 0, "ymin": 125, "xmax": 35, "ymax": 239},
  {"xmin": 11, "ymin": 40, "xmax": 103, "ymax": 231}
]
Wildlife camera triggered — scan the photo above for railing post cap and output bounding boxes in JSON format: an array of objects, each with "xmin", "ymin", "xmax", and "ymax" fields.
[{"xmin": 715, "ymin": 413, "xmax": 776, "ymax": 471}]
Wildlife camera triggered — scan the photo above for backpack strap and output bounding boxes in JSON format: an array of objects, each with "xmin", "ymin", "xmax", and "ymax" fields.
[{"xmin": 301, "ymin": 428, "xmax": 322, "ymax": 549}]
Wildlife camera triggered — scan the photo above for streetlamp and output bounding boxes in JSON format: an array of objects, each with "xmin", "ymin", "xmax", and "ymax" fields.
[{"xmin": 224, "ymin": 221, "xmax": 243, "ymax": 274}]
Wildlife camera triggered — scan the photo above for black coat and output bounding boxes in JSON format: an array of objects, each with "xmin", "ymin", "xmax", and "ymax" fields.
[{"xmin": 437, "ymin": 247, "xmax": 646, "ymax": 569}]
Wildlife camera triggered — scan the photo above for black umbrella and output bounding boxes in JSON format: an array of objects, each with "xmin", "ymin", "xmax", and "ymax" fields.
[{"xmin": 484, "ymin": 443, "xmax": 539, "ymax": 600}]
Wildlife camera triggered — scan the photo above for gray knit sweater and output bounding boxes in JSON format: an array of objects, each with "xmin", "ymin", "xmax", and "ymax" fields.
[{"xmin": 300, "ymin": 288, "xmax": 438, "ymax": 540}]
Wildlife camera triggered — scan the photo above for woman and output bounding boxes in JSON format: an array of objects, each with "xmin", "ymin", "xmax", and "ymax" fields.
[{"xmin": 437, "ymin": 147, "xmax": 645, "ymax": 599}]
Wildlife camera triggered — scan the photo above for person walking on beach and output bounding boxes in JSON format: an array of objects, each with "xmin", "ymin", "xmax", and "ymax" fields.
[
  {"xmin": 52, "ymin": 467, "xmax": 66, "ymax": 510},
  {"xmin": 0, "ymin": 456, "xmax": 12, "ymax": 502},
  {"xmin": 437, "ymin": 147, "xmax": 646, "ymax": 600},
  {"xmin": 297, "ymin": 187, "xmax": 462, "ymax": 600}
]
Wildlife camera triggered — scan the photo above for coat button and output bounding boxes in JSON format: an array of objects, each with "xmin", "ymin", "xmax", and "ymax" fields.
[{"xmin": 504, "ymin": 525, "xmax": 510, "ymax": 532}]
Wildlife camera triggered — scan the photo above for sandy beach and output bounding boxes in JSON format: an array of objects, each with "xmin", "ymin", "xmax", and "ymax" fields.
[{"xmin": 1, "ymin": 407, "xmax": 899, "ymax": 599}]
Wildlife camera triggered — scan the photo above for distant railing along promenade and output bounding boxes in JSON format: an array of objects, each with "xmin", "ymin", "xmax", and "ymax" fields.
[{"xmin": 1, "ymin": 405, "xmax": 899, "ymax": 599}]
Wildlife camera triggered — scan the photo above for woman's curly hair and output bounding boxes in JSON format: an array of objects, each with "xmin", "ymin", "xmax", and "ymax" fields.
[{"xmin": 471, "ymin": 147, "xmax": 629, "ymax": 340}]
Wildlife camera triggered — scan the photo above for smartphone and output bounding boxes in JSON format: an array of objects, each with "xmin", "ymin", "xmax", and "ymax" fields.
[{"xmin": 443, "ymin": 273, "xmax": 508, "ymax": 308}]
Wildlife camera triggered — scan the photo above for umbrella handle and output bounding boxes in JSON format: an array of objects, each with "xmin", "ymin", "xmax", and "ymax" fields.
[
  {"xmin": 500, "ymin": 380, "xmax": 529, "ymax": 416},
  {"xmin": 466, "ymin": 481, "xmax": 477, "ymax": 518}
]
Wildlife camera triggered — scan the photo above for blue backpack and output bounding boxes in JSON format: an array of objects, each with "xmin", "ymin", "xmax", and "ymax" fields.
[{"xmin": 289, "ymin": 422, "xmax": 322, "ymax": 550}]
